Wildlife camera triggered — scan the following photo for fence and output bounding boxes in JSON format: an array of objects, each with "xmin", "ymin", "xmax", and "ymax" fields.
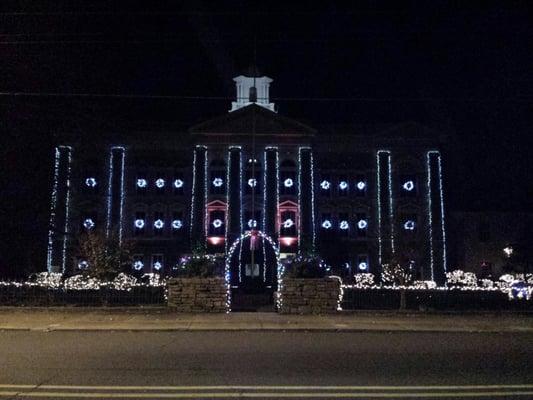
[
  {"xmin": 0, "ymin": 285, "xmax": 166, "ymax": 306},
  {"xmin": 341, "ymin": 288, "xmax": 533, "ymax": 311}
]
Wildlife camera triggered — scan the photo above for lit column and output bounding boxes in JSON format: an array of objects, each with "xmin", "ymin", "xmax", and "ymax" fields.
[
  {"xmin": 190, "ymin": 145, "xmax": 208, "ymax": 250},
  {"xmin": 46, "ymin": 145, "xmax": 73, "ymax": 273},
  {"xmin": 376, "ymin": 150, "xmax": 394, "ymax": 270},
  {"xmin": 298, "ymin": 147, "xmax": 315, "ymax": 252},
  {"xmin": 226, "ymin": 146, "xmax": 242, "ymax": 252},
  {"xmin": 263, "ymin": 147, "xmax": 279, "ymax": 238},
  {"xmin": 427, "ymin": 150, "xmax": 447, "ymax": 284},
  {"xmin": 105, "ymin": 146, "xmax": 126, "ymax": 242}
]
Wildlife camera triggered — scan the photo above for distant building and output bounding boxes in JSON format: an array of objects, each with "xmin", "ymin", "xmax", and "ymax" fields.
[{"xmin": 46, "ymin": 73, "xmax": 448, "ymax": 304}]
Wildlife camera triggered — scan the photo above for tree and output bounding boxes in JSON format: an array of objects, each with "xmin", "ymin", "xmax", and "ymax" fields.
[
  {"xmin": 381, "ymin": 240, "xmax": 417, "ymax": 310},
  {"xmin": 76, "ymin": 230, "xmax": 134, "ymax": 280}
]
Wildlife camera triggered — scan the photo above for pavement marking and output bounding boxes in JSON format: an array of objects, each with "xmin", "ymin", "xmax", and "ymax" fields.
[
  {"xmin": 1, "ymin": 390, "xmax": 533, "ymax": 398},
  {"xmin": 1, "ymin": 384, "xmax": 533, "ymax": 390}
]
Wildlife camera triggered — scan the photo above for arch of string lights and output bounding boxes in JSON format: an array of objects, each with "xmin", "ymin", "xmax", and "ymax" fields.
[{"xmin": 225, "ymin": 230, "xmax": 283, "ymax": 312}]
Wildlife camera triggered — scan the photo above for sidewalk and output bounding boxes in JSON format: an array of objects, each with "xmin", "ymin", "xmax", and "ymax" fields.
[{"xmin": 1, "ymin": 307, "xmax": 532, "ymax": 332}]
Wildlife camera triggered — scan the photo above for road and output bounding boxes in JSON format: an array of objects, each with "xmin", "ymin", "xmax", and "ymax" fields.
[{"xmin": 0, "ymin": 330, "xmax": 532, "ymax": 398}]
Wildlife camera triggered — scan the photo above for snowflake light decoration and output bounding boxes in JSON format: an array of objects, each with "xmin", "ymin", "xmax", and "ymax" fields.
[
  {"xmin": 173, "ymin": 179, "xmax": 184, "ymax": 188},
  {"xmin": 339, "ymin": 220, "xmax": 349, "ymax": 230},
  {"xmin": 85, "ymin": 177, "xmax": 97, "ymax": 187},
  {"xmin": 212, "ymin": 177, "xmax": 224, "ymax": 187},
  {"xmin": 153, "ymin": 219, "xmax": 164, "ymax": 229},
  {"xmin": 403, "ymin": 220, "xmax": 416, "ymax": 230},
  {"xmin": 247, "ymin": 178, "xmax": 257, "ymax": 187},
  {"xmin": 402, "ymin": 180, "xmax": 415, "ymax": 191},
  {"xmin": 321, "ymin": 220, "xmax": 332, "ymax": 229},
  {"xmin": 136, "ymin": 178, "xmax": 147, "ymax": 188},
  {"xmin": 358, "ymin": 261, "xmax": 368, "ymax": 271},
  {"xmin": 357, "ymin": 219, "xmax": 368, "ymax": 229},
  {"xmin": 78, "ymin": 260, "xmax": 89, "ymax": 269},
  {"xmin": 133, "ymin": 260, "xmax": 144, "ymax": 271},
  {"xmin": 134, "ymin": 219, "xmax": 145, "ymax": 229},
  {"xmin": 83, "ymin": 218, "xmax": 95, "ymax": 230},
  {"xmin": 247, "ymin": 219, "xmax": 257, "ymax": 228},
  {"xmin": 155, "ymin": 178, "xmax": 165, "ymax": 188},
  {"xmin": 339, "ymin": 181, "xmax": 349, "ymax": 190},
  {"xmin": 282, "ymin": 218, "xmax": 294, "ymax": 228},
  {"xmin": 356, "ymin": 181, "xmax": 366, "ymax": 190},
  {"xmin": 171, "ymin": 219, "xmax": 183, "ymax": 229},
  {"xmin": 212, "ymin": 219, "xmax": 223, "ymax": 228},
  {"xmin": 320, "ymin": 180, "xmax": 331, "ymax": 190},
  {"xmin": 283, "ymin": 178, "xmax": 294, "ymax": 188},
  {"xmin": 153, "ymin": 261, "xmax": 163, "ymax": 271}
]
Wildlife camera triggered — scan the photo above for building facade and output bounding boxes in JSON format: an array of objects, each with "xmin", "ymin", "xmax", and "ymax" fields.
[{"xmin": 46, "ymin": 74, "xmax": 448, "ymax": 297}]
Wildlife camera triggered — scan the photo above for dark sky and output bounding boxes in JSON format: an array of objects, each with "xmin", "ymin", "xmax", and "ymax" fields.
[{"xmin": 1, "ymin": 1, "xmax": 532, "ymax": 275}]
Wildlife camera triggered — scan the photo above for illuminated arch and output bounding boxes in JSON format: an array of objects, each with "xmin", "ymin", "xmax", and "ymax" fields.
[{"xmin": 225, "ymin": 230, "xmax": 284, "ymax": 311}]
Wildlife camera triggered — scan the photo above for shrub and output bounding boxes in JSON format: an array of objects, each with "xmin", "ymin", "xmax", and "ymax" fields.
[
  {"xmin": 284, "ymin": 254, "xmax": 327, "ymax": 279},
  {"xmin": 174, "ymin": 255, "xmax": 223, "ymax": 278}
]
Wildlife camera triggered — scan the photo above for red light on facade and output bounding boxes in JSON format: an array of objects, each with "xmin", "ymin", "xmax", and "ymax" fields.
[
  {"xmin": 279, "ymin": 236, "xmax": 297, "ymax": 247},
  {"xmin": 207, "ymin": 236, "xmax": 224, "ymax": 246}
]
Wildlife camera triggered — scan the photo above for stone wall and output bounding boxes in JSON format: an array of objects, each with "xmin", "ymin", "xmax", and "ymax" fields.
[
  {"xmin": 167, "ymin": 277, "xmax": 228, "ymax": 312},
  {"xmin": 279, "ymin": 277, "xmax": 341, "ymax": 314}
]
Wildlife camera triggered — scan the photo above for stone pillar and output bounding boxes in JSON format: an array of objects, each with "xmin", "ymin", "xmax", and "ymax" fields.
[
  {"xmin": 263, "ymin": 147, "xmax": 278, "ymax": 238},
  {"xmin": 226, "ymin": 146, "xmax": 242, "ymax": 249},
  {"xmin": 376, "ymin": 150, "xmax": 394, "ymax": 272},
  {"xmin": 105, "ymin": 146, "xmax": 126, "ymax": 241},
  {"xmin": 427, "ymin": 151, "xmax": 447, "ymax": 284},
  {"xmin": 190, "ymin": 146, "xmax": 208, "ymax": 250},
  {"xmin": 46, "ymin": 145, "xmax": 73, "ymax": 273},
  {"xmin": 298, "ymin": 147, "xmax": 315, "ymax": 252}
]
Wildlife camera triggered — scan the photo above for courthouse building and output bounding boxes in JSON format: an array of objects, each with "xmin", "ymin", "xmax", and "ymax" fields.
[{"xmin": 46, "ymin": 73, "xmax": 448, "ymax": 297}]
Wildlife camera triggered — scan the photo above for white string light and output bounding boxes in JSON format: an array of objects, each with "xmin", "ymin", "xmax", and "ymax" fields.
[
  {"xmin": 61, "ymin": 146, "xmax": 73, "ymax": 273},
  {"xmin": 46, "ymin": 147, "xmax": 60, "ymax": 272}
]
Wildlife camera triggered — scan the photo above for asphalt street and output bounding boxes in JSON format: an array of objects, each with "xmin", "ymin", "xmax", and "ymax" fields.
[{"xmin": 0, "ymin": 330, "xmax": 531, "ymax": 398}]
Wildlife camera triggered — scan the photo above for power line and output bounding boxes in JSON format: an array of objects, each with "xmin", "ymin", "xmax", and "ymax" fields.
[{"xmin": 0, "ymin": 91, "xmax": 530, "ymax": 103}]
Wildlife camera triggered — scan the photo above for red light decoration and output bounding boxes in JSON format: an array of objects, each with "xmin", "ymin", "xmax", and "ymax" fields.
[
  {"xmin": 279, "ymin": 237, "xmax": 297, "ymax": 247},
  {"xmin": 207, "ymin": 236, "xmax": 224, "ymax": 246}
]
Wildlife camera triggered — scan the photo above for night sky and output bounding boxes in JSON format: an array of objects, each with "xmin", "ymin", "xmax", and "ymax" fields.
[{"xmin": 1, "ymin": 1, "xmax": 532, "ymax": 276}]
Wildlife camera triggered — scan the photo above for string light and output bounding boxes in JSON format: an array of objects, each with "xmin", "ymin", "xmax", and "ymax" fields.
[
  {"xmin": 376, "ymin": 150, "xmax": 394, "ymax": 264},
  {"xmin": 136, "ymin": 178, "xmax": 147, "ymax": 188},
  {"xmin": 172, "ymin": 219, "xmax": 183, "ymax": 229},
  {"xmin": 155, "ymin": 178, "xmax": 165, "ymax": 188},
  {"xmin": 117, "ymin": 147, "xmax": 126, "ymax": 243},
  {"xmin": 85, "ymin": 177, "xmax": 97, "ymax": 187},
  {"xmin": 61, "ymin": 146, "xmax": 72, "ymax": 273},
  {"xmin": 339, "ymin": 220, "xmax": 349, "ymax": 230},
  {"xmin": 320, "ymin": 180, "xmax": 330, "ymax": 190},
  {"xmin": 173, "ymin": 179, "xmax": 184, "ymax": 188},
  {"xmin": 154, "ymin": 219, "xmax": 164, "ymax": 229},
  {"xmin": 47, "ymin": 147, "xmax": 60, "ymax": 272}
]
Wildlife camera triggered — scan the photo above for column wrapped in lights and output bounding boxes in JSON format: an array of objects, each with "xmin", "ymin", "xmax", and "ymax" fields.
[
  {"xmin": 263, "ymin": 147, "xmax": 279, "ymax": 238},
  {"xmin": 105, "ymin": 146, "xmax": 126, "ymax": 242},
  {"xmin": 298, "ymin": 147, "xmax": 316, "ymax": 252},
  {"xmin": 47, "ymin": 145, "xmax": 73, "ymax": 273},
  {"xmin": 190, "ymin": 146, "xmax": 208, "ymax": 249},
  {"xmin": 376, "ymin": 150, "xmax": 394, "ymax": 269},
  {"xmin": 225, "ymin": 146, "xmax": 242, "ymax": 254},
  {"xmin": 427, "ymin": 150, "xmax": 447, "ymax": 285}
]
